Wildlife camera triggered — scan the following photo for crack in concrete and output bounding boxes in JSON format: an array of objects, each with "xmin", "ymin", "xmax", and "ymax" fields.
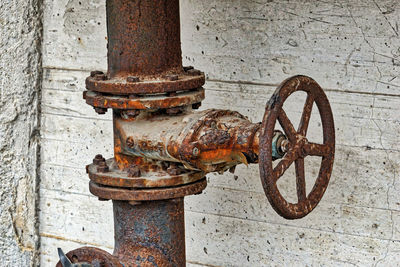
[{"xmin": 347, "ymin": 4, "xmax": 396, "ymax": 265}]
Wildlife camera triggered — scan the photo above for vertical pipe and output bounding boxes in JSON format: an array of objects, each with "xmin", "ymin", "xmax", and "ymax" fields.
[
  {"xmin": 113, "ymin": 198, "xmax": 186, "ymax": 266},
  {"xmin": 107, "ymin": 1, "xmax": 187, "ymax": 265},
  {"xmin": 106, "ymin": 0, "xmax": 182, "ymax": 78}
]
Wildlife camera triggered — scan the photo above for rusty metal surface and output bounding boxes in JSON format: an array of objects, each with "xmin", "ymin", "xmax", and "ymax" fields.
[
  {"xmin": 66, "ymin": 0, "xmax": 336, "ymax": 265},
  {"xmin": 51, "ymin": 0, "xmax": 331, "ymax": 265},
  {"xmin": 86, "ymin": 71, "xmax": 205, "ymax": 95},
  {"xmin": 87, "ymin": 157, "xmax": 205, "ymax": 188},
  {"xmin": 89, "ymin": 178, "xmax": 207, "ymax": 201},
  {"xmin": 114, "ymin": 109, "xmax": 262, "ymax": 173},
  {"xmin": 113, "ymin": 199, "xmax": 185, "ymax": 266},
  {"xmin": 55, "ymin": 247, "xmax": 123, "ymax": 267},
  {"xmin": 85, "ymin": 0, "xmax": 206, "ymax": 95},
  {"xmin": 259, "ymin": 75, "xmax": 335, "ymax": 219},
  {"xmin": 83, "ymin": 87, "xmax": 205, "ymax": 110},
  {"xmin": 176, "ymin": 109, "xmax": 261, "ymax": 172},
  {"xmin": 106, "ymin": 0, "xmax": 182, "ymax": 78},
  {"xmin": 114, "ymin": 110, "xmax": 206, "ymax": 166}
]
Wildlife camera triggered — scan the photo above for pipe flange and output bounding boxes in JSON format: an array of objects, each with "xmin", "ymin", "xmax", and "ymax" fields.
[
  {"xmin": 86, "ymin": 71, "xmax": 205, "ymax": 95},
  {"xmin": 87, "ymin": 158, "xmax": 206, "ymax": 188},
  {"xmin": 83, "ymin": 87, "xmax": 204, "ymax": 111},
  {"xmin": 56, "ymin": 247, "xmax": 122, "ymax": 267},
  {"xmin": 89, "ymin": 178, "xmax": 207, "ymax": 201}
]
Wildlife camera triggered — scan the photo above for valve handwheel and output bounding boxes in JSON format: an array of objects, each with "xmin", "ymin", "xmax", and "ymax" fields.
[{"xmin": 259, "ymin": 75, "xmax": 335, "ymax": 219}]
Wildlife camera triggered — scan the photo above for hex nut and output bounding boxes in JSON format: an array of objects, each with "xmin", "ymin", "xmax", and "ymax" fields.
[
  {"xmin": 94, "ymin": 107, "xmax": 107, "ymax": 115},
  {"xmin": 90, "ymin": 70, "xmax": 104, "ymax": 77},
  {"xmin": 280, "ymin": 139, "xmax": 290, "ymax": 153},
  {"xmin": 94, "ymin": 73, "xmax": 107, "ymax": 80},
  {"xmin": 161, "ymin": 161, "xmax": 170, "ymax": 170},
  {"xmin": 187, "ymin": 69, "xmax": 201, "ymax": 76},
  {"xmin": 97, "ymin": 161, "xmax": 109, "ymax": 173},
  {"xmin": 192, "ymin": 102, "xmax": 202, "ymax": 110},
  {"xmin": 127, "ymin": 165, "xmax": 141, "ymax": 177},
  {"xmin": 166, "ymin": 106, "xmax": 184, "ymax": 115},
  {"xmin": 121, "ymin": 110, "xmax": 140, "ymax": 118},
  {"xmin": 93, "ymin": 154, "xmax": 105, "ymax": 165},
  {"xmin": 167, "ymin": 165, "xmax": 183, "ymax": 176},
  {"xmin": 183, "ymin": 66, "xmax": 194, "ymax": 72},
  {"xmin": 126, "ymin": 137, "xmax": 135, "ymax": 148}
]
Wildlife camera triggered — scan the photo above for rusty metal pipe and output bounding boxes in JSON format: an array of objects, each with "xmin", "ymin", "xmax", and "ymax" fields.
[
  {"xmin": 113, "ymin": 199, "xmax": 185, "ymax": 266},
  {"xmin": 106, "ymin": 0, "xmax": 182, "ymax": 78},
  {"xmin": 57, "ymin": 0, "xmax": 336, "ymax": 264}
]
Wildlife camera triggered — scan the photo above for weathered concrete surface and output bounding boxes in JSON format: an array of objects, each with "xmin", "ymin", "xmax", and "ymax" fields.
[
  {"xmin": 40, "ymin": 0, "xmax": 400, "ymax": 266},
  {"xmin": 0, "ymin": 0, "xmax": 42, "ymax": 266}
]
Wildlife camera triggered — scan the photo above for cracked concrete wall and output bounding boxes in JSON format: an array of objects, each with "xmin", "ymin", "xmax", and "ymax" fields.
[
  {"xmin": 0, "ymin": 0, "xmax": 42, "ymax": 266},
  {"xmin": 39, "ymin": 0, "xmax": 400, "ymax": 266}
]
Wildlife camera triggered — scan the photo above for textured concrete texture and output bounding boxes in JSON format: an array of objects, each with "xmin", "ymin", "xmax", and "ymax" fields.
[
  {"xmin": 0, "ymin": 0, "xmax": 42, "ymax": 266},
  {"xmin": 39, "ymin": 0, "xmax": 400, "ymax": 266}
]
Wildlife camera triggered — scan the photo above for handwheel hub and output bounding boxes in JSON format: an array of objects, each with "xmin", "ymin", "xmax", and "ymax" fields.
[{"xmin": 295, "ymin": 135, "xmax": 309, "ymax": 158}]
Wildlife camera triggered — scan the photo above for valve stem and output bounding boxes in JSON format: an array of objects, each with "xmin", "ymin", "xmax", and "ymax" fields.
[{"xmin": 272, "ymin": 130, "xmax": 288, "ymax": 160}]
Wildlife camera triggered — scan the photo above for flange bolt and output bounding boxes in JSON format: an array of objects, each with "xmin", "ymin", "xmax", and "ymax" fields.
[
  {"xmin": 90, "ymin": 70, "xmax": 104, "ymax": 77},
  {"xmin": 121, "ymin": 110, "xmax": 140, "ymax": 119},
  {"xmin": 183, "ymin": 66, "xmax": 194, "ymax": 72},
  {"xmin": 94, "ymin": 107, "xmax": 107, "ymax": 115},
  {"xmin": 187, "ymin": 69, "xmax": 201, "ymax": 76},
  {"xmin": 167, "ymin": 163, "xmax": 183, "ymax": 176},
  {"xmin": 166, "ymin": 106, "xmax": 184, "ymax": 115},
  {"xmin": 127, "ymin": 165, "xmax": 141, "ymax": 177},
  {"xmin": 192, "ymin": 102, "xmax": 202, "ymax": 110},
  {"xmin": 93, "ymin": 73, "xmax": 107, "ymax": 81},
  {"xmin": 97, "ymin": 161, "xmax": 109, "ymax": 173},
  {"xmin": 93, "ymin": 154, "xmax": 105, "ymax": 165}
]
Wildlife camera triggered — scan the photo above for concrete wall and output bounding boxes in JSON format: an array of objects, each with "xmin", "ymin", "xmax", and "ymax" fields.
[
  {"xmin": 0, "ymin": 0, "xmax": 42, "ymax": 266},
  {"xmin": 40, "ymin": 0, "xmax": 400, "ymax": 266}
]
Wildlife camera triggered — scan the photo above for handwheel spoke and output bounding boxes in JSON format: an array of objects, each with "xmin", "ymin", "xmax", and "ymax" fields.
[
  {"xmin": 295, "ymin": 158, "xmax": 306, "ymax": 202},
  {"xmin": 278, "ymin": 109, "xmax": 297, "ymax": 142},
  {"xmin": 298, "ymin": 94, "xmax": 314, "ymax": 136},
  {"xmin": 273, "ymin": 148, "xmax": 297, "ymax": 182},
  {"xmin": 303, "ymin": 142, "xmax": 332, "ymax": 157}
]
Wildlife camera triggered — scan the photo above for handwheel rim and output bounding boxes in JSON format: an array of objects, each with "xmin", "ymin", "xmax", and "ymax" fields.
[{"xmin": 259, "ymin": 75, "xmax": 335, "ymax": 219}]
